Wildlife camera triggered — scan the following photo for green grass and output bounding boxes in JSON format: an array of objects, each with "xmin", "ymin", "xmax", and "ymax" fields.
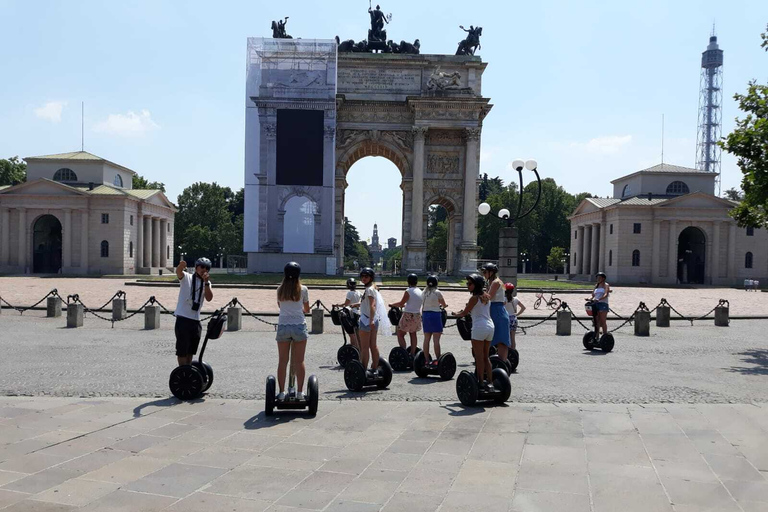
[{"xmin": 516, "ymin": 279, "xmax": 589, "ymax": 290}]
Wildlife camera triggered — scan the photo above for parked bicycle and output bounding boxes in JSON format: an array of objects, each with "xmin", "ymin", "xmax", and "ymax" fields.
[{"xmin": 533, "ymin": 289, "xmax": 561, "ymax": 310}]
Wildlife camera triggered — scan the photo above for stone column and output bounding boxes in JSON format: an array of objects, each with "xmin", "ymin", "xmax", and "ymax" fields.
[
  {"xmin": 599, "ymin": 221, "xmax": 607, "ymax": 273},
  {"xmin": 667, "ymin": 220, "xmax": 677, "ymax": 284},
  {"xmin": 583, "ymin": 225, "xmax": 592, "ymax": 276},
  {"xmin": 1, "ymin": 208, "xmax": 9, "ymax": 265},
  {"xmin": 143, "ymin": 216, "xmax": 152, "ymax": 268},
  {"xmin": 80, "ymin": 210, "xmax": 89, "ymax": 273},
  {"xmin": 160, "ymin": 219, "xmax": 168, "ymax": 267},
  {"xmin": 62, "ymin": 209, "xmax": 72, "ymax": 270},
  {"xmin": 576, "ymin": 225, "xmax": 585, "ymax": 274},
  {"xmin": 152, "ymin": 217, "xmax": 160, "ymax": 268},
  {"xmin": 458, "ymin": 127, "xmax": 481, "ymax": 272},
  {"xmin": 711, "ymin": 221, "xmax": 721, "ymax": 284},
  {"xmin": 651, "ymin": 220, "xmax": 661, "ymax": 283},
  {"xmin": 17, "ymin": 208, "xmax": 26, "ymax": 271},
  {"xmin": 590, "ymin": 223, "xmax": 600, "ymax": 275},
  {"xmin": 136, "ymin": 213, "xmax": 144, "ymax": 268},
  {"xmin": 405, "ymin": 127, "xmax": 428, "ymax": 271},
  {"xmin": 727, "ymin": 222, "xmax": 737, "ymax": 280}
]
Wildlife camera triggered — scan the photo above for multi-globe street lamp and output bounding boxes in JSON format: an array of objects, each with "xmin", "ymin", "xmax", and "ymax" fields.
[{"xmin": 477, "ymin": 159, "xmax": 543, "ymax": 284}]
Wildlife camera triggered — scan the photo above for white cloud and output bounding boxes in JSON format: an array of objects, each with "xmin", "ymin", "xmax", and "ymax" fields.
[
  {"xmin": 570, "ymin": 135, "xmax": 632, "ymax": 155},
  {"xmin": 94, "ymin": 109, "xmax": 159, "ymax": 136},
  {"xmin": 34, "ymin": 101, "xmax": 67, "ymax": 122}
]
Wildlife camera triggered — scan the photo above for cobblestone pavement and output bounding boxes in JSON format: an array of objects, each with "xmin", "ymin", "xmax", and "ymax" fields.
[
  {"xmin": 2, "ymin": 276, "xmax": 766, "ymax": 318},
  {"xmin": 1, "ymin": 312, "xmax": 767, "ymax": 403},
  {"xmin": 0, "ymin": 397, "xmax": 766, "ymax": 511}
]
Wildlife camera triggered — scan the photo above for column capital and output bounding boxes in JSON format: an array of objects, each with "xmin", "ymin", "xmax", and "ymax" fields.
[
  {"xmin": 411, "ymin": 126, "xmax": 429, "ymax": 140},
  {"xmin": 263, "ymin": 123, "xmax": 276, "ymax": 140},
  {"xmin": 464, "ymin": 127, "xmax": 482, "ymax": 141}
]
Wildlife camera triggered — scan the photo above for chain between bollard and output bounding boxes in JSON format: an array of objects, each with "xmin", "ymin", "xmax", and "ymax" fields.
[
  {"xmin": 90, "ymin": 290, "xmax": 127, "ymax": 312},
  {"xmin": 517, "ymin": 305, "xmax": 561, "ymax": 335},
  {"xmin": 1, "ymin": 288, "xmax": 60, "ymax": 315},
  {"xmin": 237, "ymin": 300, "xmax": 279, "ymax": 330}
]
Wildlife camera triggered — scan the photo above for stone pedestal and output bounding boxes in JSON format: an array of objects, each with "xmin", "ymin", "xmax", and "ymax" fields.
[
  {"xmin": 311, "ymin": 308, "xmax": 324, "ymax": 334},
  {"xmin": 67, "ymin": 304, "xmax": 84, "ymax": 328},
  {"xmin": 634, "ymin": 311, "xmax": 651, "ymax": 336},
  {"xmin": 227, "ymin": 307, "xmax": 242, "ymax": 332},
  {"xmin": 498, "ymin": 227, "xmax": 518, "ymax": 285},
  {"xmin": 656, "ymin": 306, "xmax": 670, "ymax": 327},
  {"xmin": 144, "ymin": 305, "xmax": 161, "ymax": 330},
  {"xmin": 47, "ymin": 297, "xmax": 62, "ymax": 318},
  {"xmin": 112, "ymin": 299, "xmax": 127, "ymax": 321},
  {"xmin": 405, "ymin": 243, "xmax": 426, "ymax": 273},
  {"xmin": 556, "ymin": 310, "xmax": 571, "ymax": 336},
  {"xmin": 714, "ymin": 306, "xmax": 729, "ymax": 327}
]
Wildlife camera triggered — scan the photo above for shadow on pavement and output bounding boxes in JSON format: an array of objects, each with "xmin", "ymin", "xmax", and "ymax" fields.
[
  {"xmin": 132, "ymin": 397, "xmax": 191, "ymax": 417},
  {"xmin": 441, "ymin": 402, "xmax": 508, "ymax": 415},
  {"xmin": 243, "ymin": 410, "xmax": 313, "ymax": 430},
  {"xmin": 727, "ymin": 349, "xmax": 768, "ymax": 375}
]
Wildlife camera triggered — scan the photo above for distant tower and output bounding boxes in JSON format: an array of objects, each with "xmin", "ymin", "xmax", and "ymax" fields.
[
  {"xmin": 370, "ymin": 223, "xmax": 383, "ymax": 264},
  {"xmin": 695, "ymin": 29, "xmax": 724, "ymax": 194},
  {"xmin": 388, "ymin": 237, "xmax": 397, "ymax": 250}
]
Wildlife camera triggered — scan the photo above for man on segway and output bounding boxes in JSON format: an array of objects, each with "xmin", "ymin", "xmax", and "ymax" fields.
[{"xmin": 174, "ymin": 257, "xmax": 213, "ymax": 367}]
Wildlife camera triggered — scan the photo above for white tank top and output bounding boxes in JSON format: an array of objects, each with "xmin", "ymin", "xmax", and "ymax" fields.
[
  {"xmin": 594, "ymin": 286, "xmax": 608, "ymax": 303},
  {"xmin": 471, "ymin": 297, "xmax": 493, "ymax": 327},
  {"xmin": 490, "ymin": 280, "xmax": 505, "ymax": 303},
  {"xmin": 404, "ymin": 287, "xmax": 423, "ymax": 313}
]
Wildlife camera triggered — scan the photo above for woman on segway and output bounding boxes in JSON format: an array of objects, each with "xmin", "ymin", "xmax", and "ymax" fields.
[
  {"xmin": 453, "ymin": 274, "xmax": 495, "ymax": 391},
  {"xmin": 504, "ymin": 283, "xmax": 526, "ymax": 351},
  {"xmin": 481, "ymin": 263, "xmax": 511, "ymax": 366},
  {"xmin": 590, "ymin": 272, "xmax": 611, "ymax": 337},
  {"xmin": 334, "ymin": 278, "xmax": 362, "ymax": 350},
  {"xmin": 388, "ymin": 273, "xmax": 423, "ymax": 357},
  {"xmin": 421, "ymin": 275, "xmax": 447, "ymax": 362},
  {"xmin": 352, "ymin": 268, "xmax": 391, "ymax": 376},
  {"xmin": 275, "ymin": 262, "xmax": 310, "ymax": 401}
]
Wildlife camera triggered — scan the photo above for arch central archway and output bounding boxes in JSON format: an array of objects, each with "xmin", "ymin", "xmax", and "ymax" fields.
[
  {"xmin": 678, "ymin": 226, "xmax": 706, "ymax": 284},
  {"xmin": 33, "ymin": 215, "xmax": 62, "ymax": 274}
]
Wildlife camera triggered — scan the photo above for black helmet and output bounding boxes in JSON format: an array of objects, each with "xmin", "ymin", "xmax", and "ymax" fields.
[
  {"xmin": 426, "ymin": 275, "xmax": 438, "ymax": 288},
  {"xmin": 360, "ymin": 267, "xmax": 375, "ymax": 279},
  {"xmin": 466, "ymin": 273, "xmax": 485, "ymax": 295},
  {"xmin": 194, "ymin": 257, "xmax": 212, "ymax": 270},
  {"xmin": 407, "ymin": 273, "xmax": 418, "ymax": 286},
  {"xmin": 284, "ymin": 261, "xmax": 301, "ymax": 279},
  {"xmin": 481, "ymin": 262, "xmax": 499, "ymax": 274},
  {"xmin": 596, "ymin": 271, "xmax": 607, "ymax": 279},
  {"xmin": 346, "ymin": 277, "xmax": 357, "ymax": 290}
]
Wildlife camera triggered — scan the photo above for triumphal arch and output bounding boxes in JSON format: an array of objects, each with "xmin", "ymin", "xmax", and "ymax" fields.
[{"xmin": 243, "ymin": 37, "xmax": 492, "ymax": 275}]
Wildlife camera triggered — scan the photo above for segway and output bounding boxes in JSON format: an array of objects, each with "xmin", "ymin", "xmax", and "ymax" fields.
[
  {"xmin": 413, "ymin": 307, "xmax": 455, "ymax": 380},
  {"xmin": 456, "ymin": 368, "xmax": 512, "ymax": 406},
  {"xmin": 265, "ymin": 342, "xmax": 319, "ymax": 416},
  {"xmin": 387, "ymin": 306, "xmax": 422, "ymax": 371},
  {"xmin": 169, "ymin": 309, "xmax": 226, "ymax": 400},
  {"xmin": 583, "ymin": 300, "xmax": 615, "ymax": 352},
  {"xmin": 344, "ymin": 357, "xmax": 393, "ymax": 391},
  {"xmin": 332, "ymin": 306, "xmax": 361, "ymax": 368},
  {"xmin": 490, "ymin": 349, "xmax": 520, "ymax": 374}
]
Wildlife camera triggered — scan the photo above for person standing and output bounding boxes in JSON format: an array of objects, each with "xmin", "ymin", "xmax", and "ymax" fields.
[
  {"xmin": 174, "ymin": 258, "xmax": 213, "ymax": 367},
  {"xmin": 421, "ymin": 275, "xmax": 447, "ymax": 362},
  {"xmin": 590, "ymin": 272, "xmax": 611, "ymax": 337},
  {"xmin": 481, "ymin": 263, "xmax": 511, "ymax": 365},
  {"xmin": 389, "ymin": 273, "xmax": 423, "ymax": 356},
  {"xmin": 275, "ymin": 262, "xmax": 310, "ymax": 401}
]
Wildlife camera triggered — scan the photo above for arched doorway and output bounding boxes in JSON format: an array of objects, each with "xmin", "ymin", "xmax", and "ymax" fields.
[
  {"xmin": 677, "ymin": 226, "xmax": 706, "ymax": 284},
  {"xmin": 426, "ymin": 198, "xmax": 458, "ymax": 275},
  {"xmin": 33, "ymin": 215, "xmax": 62, "ymax": 274},
  {"xmin": 282, "ymin": 196, "xmax": 317, "ymax": 254}
]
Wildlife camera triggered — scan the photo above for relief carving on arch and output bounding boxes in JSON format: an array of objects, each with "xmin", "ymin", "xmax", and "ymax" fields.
[{"xmin": 427, "ymin": 151, "xmax": 461, "ymax": 175}]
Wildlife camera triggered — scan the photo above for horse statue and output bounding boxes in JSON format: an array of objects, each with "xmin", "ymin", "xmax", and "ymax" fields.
[{"xmin": 455, "ymin": 25, "xmax": 482, "ymax": 55}]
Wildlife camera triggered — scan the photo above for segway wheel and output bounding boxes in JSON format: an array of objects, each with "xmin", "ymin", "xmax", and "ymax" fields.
[
  {"xmin": 582, "ymin": 332, "xmax": 596, "ymax": 350},
  {"xmin": 337, "ymin": 345, "xmax": 360, "ymax": 368},
  {"xmin": 307, "ymin": 375, "xmax": 319, "ymax": 415},
  {"xmin": 377, "ymin": 357, "xmax": 393, "ymax": 389},
  {"xmin": 492, "ymin": 367, "xmax": 512, "ymax": 404},
  {"xmin": 490, "ymin": 354, "xmax": 508, "ymax": 374},
  {"xmin": 265, "ymin": 375, "xmax": 276, "ymax": 416},
  {"xmin": 344, "ymin": 360, "xmax": 366, "ymax": 392},
  {"xmin": 600, "ymin": 333, "xmax": 615, "ymax": 353},
  {"xmin": 191, "ymin": 361, "xmax": 214, "ymax": 392},
  {"xmin": 456, "ymin": 371, "xmax": 479, "ymax": 406},
  {"xmin": 489, "ymin": 345, "xmax": 498, "ymax": 357},
  {"xmin": 169, "ymin": 365, "xmax": 204, "ymax": 401},
  {"xmin": 438, "ymin": 352, "xmax": 456, "ymax": 381},
  {"xmin": 389, "ymin": 347, "xmax": 410, "ymax": 372},
  {"xmin": 507, "ymin": 349, "xmax": 520, "ymax": 373},
  {"xmin": 413, "ymin": 351, "xmax": 429, "ymax": 378}
]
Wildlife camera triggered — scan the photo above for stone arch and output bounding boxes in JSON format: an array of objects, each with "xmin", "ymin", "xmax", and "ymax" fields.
[
  {"xmin": 423, "ymin": 194, "xmax": 460, "ymax": 274},
  {"xmin": 32, "ymin": 214, "xmax": 62, "ymax": 273},
  {"xmin": 337, "ymin": 139, "xmax": 411, "ymax": 177},
  {"xmin": 677, "ymin": 226, "xmax": 706, "ymax": 284}
]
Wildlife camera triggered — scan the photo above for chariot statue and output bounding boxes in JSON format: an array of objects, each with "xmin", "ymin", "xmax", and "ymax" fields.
[
  {"xmin": 271, "ymin": 17, "xmax": 292, "ymax": 39},
  {"xmin": 456, "ymin": 25, "xmax": 482, "ymax": 55}
]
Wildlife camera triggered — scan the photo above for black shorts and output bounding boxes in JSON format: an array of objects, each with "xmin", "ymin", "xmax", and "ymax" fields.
[{"xmin": 175, "ymin": 316, "xmax": 202, "ymax": 357}]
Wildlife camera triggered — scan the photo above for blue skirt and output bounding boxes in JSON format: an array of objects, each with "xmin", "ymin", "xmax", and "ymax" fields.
[
  {"xmin": 422, "ymin": 311, "xmax": 443, "ymax": 333},
  {"xmin": 490, "ymin": 302, "xmax": 511, "ymax": 347}
]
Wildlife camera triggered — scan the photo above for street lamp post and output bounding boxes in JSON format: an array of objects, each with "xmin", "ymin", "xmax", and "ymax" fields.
[{"xmin": 477, "ymin": 159, "xmax": 542, "ymax": 285}]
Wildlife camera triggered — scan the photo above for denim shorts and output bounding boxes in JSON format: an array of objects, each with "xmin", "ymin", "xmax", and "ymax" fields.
[
  {"xmin": 359, "ymin": 318, "xmax": 379, "ymax": 333},
  {"xmin": 595, "ymin": 302, "xmax": 609, "ymax": 312},
  {"xmin": 276, "ymin": 323, "xmax": 308, "ymax": 342}
]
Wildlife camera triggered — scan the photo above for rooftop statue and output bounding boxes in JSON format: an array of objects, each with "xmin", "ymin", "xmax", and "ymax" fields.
[
  {"xmin": 456, "ymin": 25, "xmax": 482, "ymax": 55},
  {"xmin": 368, "ymin": 3, "xmax": 391, "ymax": 43},
  {"xmin": 271, "ymin": 17, "xmax": 292, "ymax": 39}
]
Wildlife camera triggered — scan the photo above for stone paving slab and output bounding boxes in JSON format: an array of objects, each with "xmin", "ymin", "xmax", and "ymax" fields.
[{"xmin": 0, "ymin": 397, "xmax": 766, "ymax": 511}]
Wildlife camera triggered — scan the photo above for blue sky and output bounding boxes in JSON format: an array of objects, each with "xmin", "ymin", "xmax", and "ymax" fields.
[{"xmin": 1, "ymin": 1, "xmax": 766, "ymax": 244}]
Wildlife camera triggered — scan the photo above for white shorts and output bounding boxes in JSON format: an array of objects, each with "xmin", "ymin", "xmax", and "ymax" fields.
[{"xmin": 471, "ymin": 323, "xmax": 494, "ymax": 342}]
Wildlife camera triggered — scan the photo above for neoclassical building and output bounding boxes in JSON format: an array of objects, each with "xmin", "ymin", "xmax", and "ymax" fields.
[
  {"xmin": 0, "ymin": 151, "xmax": 176, "ymax": 275},
  {"xmin": 569, "ymin": 163, "xmax": 767, "ymax": 285}
]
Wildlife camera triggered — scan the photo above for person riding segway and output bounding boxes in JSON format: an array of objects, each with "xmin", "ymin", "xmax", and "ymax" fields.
[
  {"xmin": 583, "ymin": 271, "xmax": 614, "ymax": 352},
  {"xmin": 388, "ymin": 273, "xmax": 423, "ymax": 371},
  {"xmin": 414, "ymin": 275, "xmax": 456, "ymax": 380},
  {"xmin": 169, "ymin": 309, "xmax": 226, "ymax": 400}
]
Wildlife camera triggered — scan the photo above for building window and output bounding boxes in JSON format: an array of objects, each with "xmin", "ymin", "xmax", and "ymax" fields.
[
  {"xmin": 745, "ymin": 252, "xmax": 753, "ymax": 269},
  {"xmin": 130, "ymin": 215, "xmax": 134, "ymax": 226},
  {"xmin": 53, "ymin": 168, "xmax": 78, "ymax": 182},
  {"xmin": 167, "ymin": 246, "xmax": 170, "ymax": 259},
  {"xmin": 100, "ymin": 241, "xmax": 109, "ymax": 258},
  {"xmin": 632, "ymin": 250, "xmax": 640, "ymax": 267},
  {"xmin": 113, "ymin": 174, "xmax": 124, "ymax": 187},
  {"xmin": 633, "ymin": 223, "xmax": 641, "ymax": 234},
  {"xmin": 609, "ymin": 250, "xmax": 613, "ymax": 266},
  {"xmin": 129, "ymin": 241, "xmax": 133, "ymax": 258},
  {"xmin": 610, "ymin": 224, "xmax": 613, "ymax": 234},
  {"xmin": 167, "ymin": 224, "xmax": 170, "ymax": 233},
  {"xmin": 622, "ymin": 184, "xmax": 632, "ymax": 198},
  {"xmin": 666, "ymin": 181, "xmax": 690, "ymax": 195},
  {"xmin": 574, "ymin": 230, "xmax": 577, "ymax": 239},
  {"xmin": 101, "ymin": 213, "xmax": 109, "ymax": 224},
  {"xmin": 573, "ymin": 253, "xmax": 577, "ymax": 265},
  {"xmin": 746, "ymin": 226, "xmax": 754, "ymax": 236}
]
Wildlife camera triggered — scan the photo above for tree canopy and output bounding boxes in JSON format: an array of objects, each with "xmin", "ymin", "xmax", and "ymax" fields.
[
  {"xmin": 343, "ymin": 218, "xmax": 371, "ymax": 269},
  {"xmin": 0, "ymin": 156, "xmax": 26, "ymax": 186},
  {"xmin": 132, "ymin": 174, "xmax": 166, "ymax": 192}
]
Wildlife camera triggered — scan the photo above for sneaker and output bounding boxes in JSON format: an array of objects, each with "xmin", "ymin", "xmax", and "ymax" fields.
[
  {"xmin": 483, "ymin": 382, "xmax": 494, "ymax": 392},
  {"xmin": 277, "ymin": 392, "xmax": 286, "ymax": 401},
  {"xmin": 367, "ymin": 368, "xmax": 376, "ymax": 377},
  {"xmin": 296, "ymin": 392, "xmax": 305, "ymax": 401}
]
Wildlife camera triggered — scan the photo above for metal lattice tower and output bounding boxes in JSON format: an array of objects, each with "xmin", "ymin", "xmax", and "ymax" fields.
[{"xmin": 695, "ymin": 31, "xmax": 724, "ymax": 194}]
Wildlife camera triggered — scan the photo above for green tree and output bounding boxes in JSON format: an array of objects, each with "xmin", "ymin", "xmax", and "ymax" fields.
[
  {"xmin": 0, "ymin": 156, "xmax": 26, "ymax": 186},
  {"xmin": 132, "ymin": 174, "xmax": 166, "ymax": 192},
  {"xmin": 720, "ymin": 24, "xmax": 768, "ymax": 227},
  {"xmin": 723, "ymin": 187, "xmax": 744, "ymax": 201},
  {"xmin": 547, "ymin": 246, "xmax": 566, "ymax": 273},
  {"xmin": 427, "ymin": 220, "xmax": 448, "ymax": 271}
]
